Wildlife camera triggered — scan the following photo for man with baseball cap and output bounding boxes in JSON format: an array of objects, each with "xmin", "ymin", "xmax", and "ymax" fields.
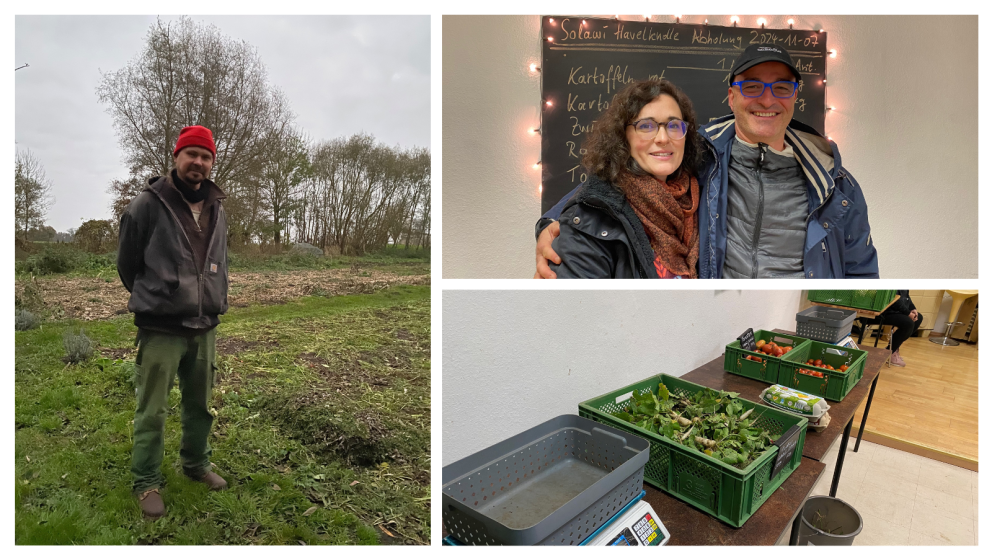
[
  {"xmin": 117, "ymin": 125, "xmax": 230, "ymax": 518},
  {"xmin": 535, "ymin": 42, "xmax": 879, "ymax": 278}
]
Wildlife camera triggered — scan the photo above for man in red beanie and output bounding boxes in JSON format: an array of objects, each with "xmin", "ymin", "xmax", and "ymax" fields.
[{"xmin": 117, "ymin": 125, "xmax": 230, "ymax": 519}]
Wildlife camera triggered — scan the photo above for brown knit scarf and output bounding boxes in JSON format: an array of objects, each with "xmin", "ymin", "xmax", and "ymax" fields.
[{"xmin": 617, "ymin": 170, "xmax": 700, "ymax": 278}]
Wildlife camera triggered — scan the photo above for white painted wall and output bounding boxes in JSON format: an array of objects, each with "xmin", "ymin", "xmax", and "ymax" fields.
[
  {"xmin": 442, "ymin": 289, "xmax": 804, "ymax": 465},
  {"xmin": 442, "ymin": 15, "xmax": 978, "ymax": 279}
]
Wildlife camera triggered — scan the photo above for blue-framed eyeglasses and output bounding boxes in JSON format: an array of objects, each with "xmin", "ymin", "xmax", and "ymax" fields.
[
  {"xmin": 627, "ymin": 118, "xmax": 688, "ymax": 140},
  {"xmin": 731, "ymin": 80, "xmax": 798, "ymax": 98}
]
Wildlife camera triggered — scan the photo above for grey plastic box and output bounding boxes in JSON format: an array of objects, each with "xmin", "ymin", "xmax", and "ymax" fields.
[
  {"xmin": 442, "ymin": 414, "xmax": 650, "ymax": 545},
  {"xmin": 796, "ymin": 305, "xmax": 858, "ymax": 343}
]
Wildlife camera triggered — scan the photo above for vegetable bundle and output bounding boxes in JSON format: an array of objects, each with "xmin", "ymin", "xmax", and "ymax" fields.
[{"xmin": 612, "ymin": 384, "xmax": 775, "ymax": 469}]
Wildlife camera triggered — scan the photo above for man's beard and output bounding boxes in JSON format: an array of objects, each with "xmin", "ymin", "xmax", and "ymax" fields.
[
  {"xmin": 173, "ymin": 168, "xmax": 209, "ymax": 203},
  {"xmin": 181, "ymin": 166, "xmax": 207, "ymax": 186}
]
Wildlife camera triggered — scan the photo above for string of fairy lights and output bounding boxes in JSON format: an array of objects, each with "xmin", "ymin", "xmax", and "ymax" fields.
[{"xmin": 527, "ymin": 15, "xmax": 840, "ymax": 195}]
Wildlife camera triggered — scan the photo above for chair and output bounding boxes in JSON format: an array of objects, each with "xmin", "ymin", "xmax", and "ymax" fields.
[{"xmin": 930, "ymin": 290, "xmax": 979, "ymax": 347}]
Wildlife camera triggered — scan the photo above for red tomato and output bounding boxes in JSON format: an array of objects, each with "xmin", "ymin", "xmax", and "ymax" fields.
[
  {"xmin": 773, "ymin": 347, "xmax": 784, "ymax": 357},
  {"xmin": 814, "ymin": 359, "xmax": 823, "ymax": 367},
  {"xmin": 840, "ymin": 365, "xmax": 849, "ymax": 372},
  {"xmin": 783, "ymin": 347, "xmax": 792, "ymax": 353}
]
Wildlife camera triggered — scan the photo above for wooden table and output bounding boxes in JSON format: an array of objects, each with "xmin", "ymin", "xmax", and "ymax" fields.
[
  {"xmin": 682, "ymin": 329, "xmax": 890, "ymax": 497},
  {"xmin": 643, "ymin": 457, "xmax": 825, "ymax": 545}
]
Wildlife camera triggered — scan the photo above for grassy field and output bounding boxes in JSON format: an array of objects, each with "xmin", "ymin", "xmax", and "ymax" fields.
[{"xmin": 15, "ymin": 284, "xmax": 430, "ymax": 545}]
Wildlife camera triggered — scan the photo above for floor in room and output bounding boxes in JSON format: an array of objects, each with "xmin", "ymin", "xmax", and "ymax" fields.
[
  {"xmin": 850, "ymin": 334, "xmax": 978, "ymax": 467},
  {"xmin": 807, "ymin": 436, "xmax": 979, "ymax": 545}
]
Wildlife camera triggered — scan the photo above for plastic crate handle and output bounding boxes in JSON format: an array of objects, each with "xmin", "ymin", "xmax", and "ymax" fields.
[{"xmin": 737, "ymin": 357, "xmax": 767, "ymax": 373}]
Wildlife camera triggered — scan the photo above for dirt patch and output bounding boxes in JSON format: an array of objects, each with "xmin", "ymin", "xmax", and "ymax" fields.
[
  {"xmin": 297, "ymin": 352, "xmax": 390, "ymax": 389},
  {"xmin": 394, "ymin": 329, "xmax": 415, "ymax": 341},
  {"xmin": 410, "ymin": 469, "xmax": 430, "ymax": 487},
  {"xmin": 264, "ymin": 390, "xmax": 396, "ymax": 467},
  {"xmin": 215, "ymin": 337, "xmax": 279, "ymax": 355},
  {"xmin": 15, "ymin": 269, "xmax": 430, "ymax": 322},
  {"xmin": 99, "ymin": 347, "xmax": 134, "ymax": 360},
  {"xmin": 354, "ymin": 410, "xmax": 387, "ymax": 441}
]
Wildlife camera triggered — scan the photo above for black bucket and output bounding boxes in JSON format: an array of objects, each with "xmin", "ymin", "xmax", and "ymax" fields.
[{"xmin": 798, "ymin": 496, "xmax": 863, "ymax": 545}]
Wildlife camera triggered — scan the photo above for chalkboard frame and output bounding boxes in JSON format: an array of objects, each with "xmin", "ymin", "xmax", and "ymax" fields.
[{"xmin": 539, "ymin": 16, "xmax": 829, "ymax": 213}]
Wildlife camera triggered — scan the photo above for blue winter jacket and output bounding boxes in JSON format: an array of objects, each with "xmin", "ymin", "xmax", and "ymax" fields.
[{"xmin": 538, "ymin": 115, "xmax": 880, "ymax": 278}]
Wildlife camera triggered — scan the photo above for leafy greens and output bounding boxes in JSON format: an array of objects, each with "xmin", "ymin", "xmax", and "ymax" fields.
[{"xmin": 612, "ymin": 384, "xmax": 775, "ymax": 469}]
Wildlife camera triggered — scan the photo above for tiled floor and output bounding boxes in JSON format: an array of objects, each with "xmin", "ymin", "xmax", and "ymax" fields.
[{"xmin": 808, "ymin": 437, "xmax": 978, "ymax": 545}]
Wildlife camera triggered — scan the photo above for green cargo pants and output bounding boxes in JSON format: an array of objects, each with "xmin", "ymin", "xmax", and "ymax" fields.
[{"xmin": 131, "ymin": 328, "xmax": 216, "ymax": 494}]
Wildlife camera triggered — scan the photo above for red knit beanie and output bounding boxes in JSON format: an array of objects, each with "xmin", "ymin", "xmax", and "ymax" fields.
[{"xmin": 173, "ymin": 125, "xmax": 217, "ymax": 159}]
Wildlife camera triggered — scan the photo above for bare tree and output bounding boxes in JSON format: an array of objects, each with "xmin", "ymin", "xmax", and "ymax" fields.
[
  {"xmin": 294, "ymin": 135, "xmax": 430, "ymax": 255},
  {"xmin": 96, "ymin": 16, "xmax": 294, "ymax": 238},
  {"xmin": 14, "ymin": 149, "xmax": 54, "ymax": 240},
  {"xmin": 258, "ymin": 127, "xmax": 310, "ymax": 247},
  {"xmin": 107, "ymin": 174, "xmax": 146, "ymax": 230}
]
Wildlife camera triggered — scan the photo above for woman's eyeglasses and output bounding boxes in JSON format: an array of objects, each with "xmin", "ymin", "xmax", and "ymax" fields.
[{"xmin": 627, "ymin": 118, "xmax": 688, "ymax": 140}]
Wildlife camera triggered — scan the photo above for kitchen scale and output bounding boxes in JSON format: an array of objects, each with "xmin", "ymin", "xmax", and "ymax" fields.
[
  {"xmin": 835, "ymin": 336, "xmax": 859, "ymax": 350},
  {"xmin": 442, "ymin": 490, "xmax": 671, "ymax": 546}
]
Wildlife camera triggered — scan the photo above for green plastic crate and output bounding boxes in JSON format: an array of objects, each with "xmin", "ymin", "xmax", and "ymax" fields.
[
  {"xmin": 807, "ymin": 290, "xmax": 898, "ymax": 312},
  {"xmin": 578, "ymin": 374, "xmax": 808, "ymax": 528},
  {"xmin": 780, "ymin": 341, "xmax": 868, "ymax": 401},
  {"xmin": 724, "ymin": 330, "xmax": 811, "ymax": 384}
]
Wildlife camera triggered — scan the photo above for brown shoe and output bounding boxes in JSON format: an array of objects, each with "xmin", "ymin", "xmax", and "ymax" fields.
[
  {"xmin": 194, "ymin": 471, "xmax": 228, "ymax": 491},
  {"xmin": 138, "ymin": 488, "xmax": 165, "ymax": 519}
]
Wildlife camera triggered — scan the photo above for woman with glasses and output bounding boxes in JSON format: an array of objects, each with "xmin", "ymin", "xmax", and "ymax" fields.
[{"xmin": 548, "ymin": 79, "xmax": 703, "ymax": 278}]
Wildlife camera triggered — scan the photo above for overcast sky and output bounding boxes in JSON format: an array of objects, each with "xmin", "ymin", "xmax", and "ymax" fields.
[{"xmin": 15, "ymin": 15, "xmax": 431, "ymax": 232}]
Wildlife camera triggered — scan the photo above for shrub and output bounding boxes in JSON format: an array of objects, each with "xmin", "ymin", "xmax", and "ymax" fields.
[
  {"xmin": 74, "ymin": 219, "xmax": 115, "ymax": 253},
  {"xmin": 14, "ymin": 309, "xmax": 41, "ymax": 331},
  {"xmin": 15, "ymin": 244, "xmax": 116, "ymax": 276},
  {"xmin": 15, "ymin": 279, "xmax": 45, "ymax": 312},
  {"xmin": 18, "ymin": 244, "xmax": 86, "ymax": 275},
  {"xmin": 289, "ymin": 242, "xmax": 323, "ymax": 256},
  {"xmin": 63, "ymin": 329, "xmax": 94, "ymax": 364}
]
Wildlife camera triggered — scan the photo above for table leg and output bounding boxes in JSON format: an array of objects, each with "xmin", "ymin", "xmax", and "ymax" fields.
[
  {"xmin": 829, "ymin": 417, "xmax": 854, "ymax": 497},
  {"xmin": 857, "ymin": 319, "xmax": 866, "ymax": 344},
  {"xmin": 854, "ymin": 373, "xmax": 879, "ymax": 453}
]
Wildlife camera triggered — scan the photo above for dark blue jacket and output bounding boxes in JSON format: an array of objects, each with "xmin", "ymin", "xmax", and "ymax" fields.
[
  {"xmin": 697, "ymin": 115, "xmax": 878, "ymax": 278},
  {"xmin": 539, "ymin": 115, "xmax": 880, "ymax": 278}
]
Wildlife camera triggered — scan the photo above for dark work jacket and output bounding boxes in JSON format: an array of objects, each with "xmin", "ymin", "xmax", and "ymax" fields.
[
  {"xmin": 117, "ymin": 174, "xmax": 229, "ymax": 332},
  {"xmin": 697, "ymin": 116, "xmax": 879, "ymax": 278},
  {"xmin": 882, "ymin": 290, "xmax": 916, "ymax": 316},
  {"xmin": 549, "ymin": 175, "xmax": 662, "ymax": 279}
]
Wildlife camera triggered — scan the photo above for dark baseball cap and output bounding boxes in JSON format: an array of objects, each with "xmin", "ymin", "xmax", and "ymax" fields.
[{"xmin": 728, "ymin": 43, "xmax": 802, "ymax": 83}]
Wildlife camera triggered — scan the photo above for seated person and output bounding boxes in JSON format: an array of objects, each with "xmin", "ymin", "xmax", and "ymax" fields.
[{"xmin": 855, "ymin": 290, "xmax": 921, "ymax": 366}]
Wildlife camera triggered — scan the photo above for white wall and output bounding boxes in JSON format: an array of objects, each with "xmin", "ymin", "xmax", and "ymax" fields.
[
  {"xmin": 442, "ymin": 289, "xmax": 804, "ymax": 465},
  {"xmin": 442, "ymin": 15, "xmax": 978, "ymax": 279}
]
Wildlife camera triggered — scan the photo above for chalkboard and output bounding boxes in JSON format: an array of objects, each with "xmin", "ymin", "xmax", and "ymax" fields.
[
  {"xmin": 771, "ymin": 424, "xmax": 802, "ymax": 479},
  {"xmin": 737, "ymin": 328, "xmax": 757, "ymax": 352},
  {"xmin": 540, "ymin": 16, "xmax": 828, "ymax": 212}
]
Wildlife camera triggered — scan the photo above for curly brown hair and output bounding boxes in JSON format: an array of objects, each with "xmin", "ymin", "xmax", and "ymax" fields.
[{"xmin": 582, "ymin": 79, "xmax": 702, "ymax": 184}]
